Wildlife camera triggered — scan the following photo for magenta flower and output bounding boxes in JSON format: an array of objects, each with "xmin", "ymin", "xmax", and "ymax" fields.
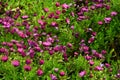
[
  {"xmin": 7, "ymin": 42, "xmax": 13, "ymax": 47},
  {"xmin": 95, "ymin": 3, "xmax": 103, "ymax": 8},
  {"xmin": 48, "ymin": 12, "xmax": 54, "ymax": 18},
  {"xmin": 79, "ymin": 70, "xmax": 86, "ymax": 77},
  {"xmin": 51, "ymin": 22, "xmax": 58, "ymax": 27},
  {"xmin": 67, "ymin": 43, "xmax": 72, "ymax": 48},
  {"xmin": 37, "ymin": 69, "xmax": 43, "ymax": 76},
  {"xmin": 81, "ymin": 7, "xmax": 89, "ymax": 12},
  {"xmin": 54, "ymin": 15, "xmax": 59, "ymax": 19},
  {"xmin": 25, "ymin": 59, "xmax": 32, "ymax": 65},
  {"xmin": 24, "ymin": 65, "xmax": 32, "ymax": 71},
  {"xmin": 70, "ymin": 25, "xmax": 74, "ymax": 30},
  {"xmin": 70, "ymin": 11, "xmax": 75, "ymax": 17},
  {"xmin": 74, "ymin": 52, "xmax": 78, "ymax": 56},
  {"xmin": 104, "ymin": 17, "xmax": 112, "ymax": 23},
  {"xmin": 17, "ymin": 48, "xmax": 24, "ymax": 53},
  {"xmin": 16, "ymin": 43, "xmax": 22, "ymax": 48},
  {"xmin": 105, "ymin": 5, "xmax": 110, "ymax": 10},
  {"xmin": 92, "ymin": 32, "xmax": 97, "ymax": 36},
  {"xmin": 43, "ymin": 8, "xmax": 49, "ymax": 12},
  {"xmin": 83, "ymin": 46, "xmax": 89, "ymax": 52},
  {"xmin": 105, "ymin": 63, "xmax": 110, "ymax": 68},
  {"xmin": 1, "ymin": 56, "xmax": 8, "ymax": 62},
  {"xmin": 94, "ymin": 66, "xmax": 103, "ymax": 71},
  {"xmin": 65, "ymin": 18, "xmax": 70, "ymax": 24},
  {"xmin": 111, "ymin": 11, "xmax": 117, "ymax": 16},
  {"xmin": 49, "ymin": 50, "xmax": 54, "ymax": 55},
  {"xmin": 42, "ymin": 41, "xmax": 52, "ymax": 47},
  {"xmin": 61, "ymin": 8, "xmax": 66, "ymax": 12},
  {"xmin": 56, "ymin": 10, "xmax": 61, "ymax": 15},
  {"xmin": 62, "ymin": 3, "xmax": 69, "ymax": 9},
  {"xmin": 34, "ymin": 46, "xmax": 42, "ymax": 52},
  {"xmin": 59, "ymin": 71, "xmax": 65, "ymax": 76},
  {"xmin": 101, "ymin": 50, "xmax": 107, "ymax": 55},
  {"xmin": 11, "ymin": 60, "xmax": 20, "ymax": 67},
  {"xmin": 39, "ymin": 59, "xmax": 44, "ymax": 65},
  {"xmin": 38, "ymin": 20, "xmax": 46, "ymax": 26},
  {"xmin": 89, "ymin": 60, "xmax": 94, "ymax": 66},
  {"xmin": 90, "ymin": 5, "xmax": 96, "ymax": 10},
  {"xmin": 85, "ymin": 55, "xmax": 92, "ymax": 60},
  {"xmin": 98, "ymin": 21, "xmax": 103, "ymax": 25},
  {"xmin": 17, "ymin": 31, "xmax": 26, "ymax": 38},
  {"xmin": 41, "ymin": 16, "xmax": 44, "ymax": 19},
  {"xmin": 55, "ymin": 2, "xmax": 60, "ymax": 7},
  {"xmin": 88, "ymin": 37, "xmax": 95, "ymax": 43},
  {"xmin": 22, "ymin": 15, "xmax": 28, "ymax": 19},
  {"xmin": 50, "ymin": 74, "xmax": 57, "ymax": 80}
]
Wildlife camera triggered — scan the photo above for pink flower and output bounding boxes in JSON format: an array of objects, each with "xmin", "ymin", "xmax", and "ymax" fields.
[
  {"xmin": 62, "ymin": 3, "xmax": 69, "ymax": 9},
  {"xmin": 88, "ymin": 37, "xmax": 95, "ymax": 43},
  {"xmin": 105, "ymin": 5, "xmax": 110, "ymax": 10},
  {"xmin": 11, "ymin": 60, "xmax": 20, "ymax": 67},
  {"xmin": 104, "ymin": 17, "xmax": 112, "ymax": 23},
  {"xmin": 60, "ymin": 71, "xmax": 65, "ymax": 76},
  {"xmin": 101, "ymin": 50, "xmax": 106, "ymax": 55},
  {"xmin": 94, "ymin": 66, "xmax": 103, "ymax": 71},
  {"xmin": 79, "ymin": 70, "xmax": 86, "ymax": 77},
  {"xmin": 38, "ymin": 20, "xmax": 46, "ymax": 26},
  {"xmin": 70, "ymin": 11, "xmax": 75, "ymax": 17},
  {"xmin": 74, "ymin": 52, "xmax": 78, "ymax": 56},
  {"xmin": 70, "ymin": 25, "xmax": 74, "ymax": 30},
  {"xmin": 24, "ymin": 65, "xmax": 32, "ymax": 71},
  {"xmin": 81, "ymin": 7, "xmax": 89, "ymax": 12},
  {"xmin": 25, "ymin": 59, "xmax": 32, "ymax": 65},
  {"xmin": 49, "ymin": 50, "xmax": 54, "ymax": 55},
  {"xmin": 39, "ymin": 59, "xmax": 44, "ymax": 65},
  {"xmin": 22, "ymin": 15, "xmax": 28, "ymax": 19},
  {"xmin": 42, "ymin": 42, "xmax": 52, "ymax": 47},
  {"xmin": 89, "ymin": 60, "xmax": 94, "ymax": 66},
  {"xmin": 65, "ymin": 18, "xmax": 70, "ymax": 24},
  {"xmin": 51, "ymin": 22, "xmax": 58, "ymax": 27},
  {"xmin": 37, "ymin": 69, "xmax": 43, "ymax": 76},
  {"xmin": 56, "ymin": 10, "xmax": 61, "ymax": 15},
  {"xmin": 105, "ymin": 63, "xmax": 110, "ymax": 68},
  {"xmin": 92, "ymin": 32, "xmax": 97, "ymax": 36},
  {"xmin": 54, "ymin": 15, "xmax": 59, "ymax": 19},
  {"xmin": 48, "ymin": 12, "xmax": 54, "ymax": 18},
  {"xmin": 98, "ymin": 21, "xmax": 103, "ymax": 25},
  {"xmin": 67, "ymin": 43, "xmax": 72, "ymax": 48},
  {"xmin": 83, "ymin": 46, "xmax": 89, "ymax": 52},
  {"xmin": 85, "ymin": 55, "xmax": 92, "ymax": 60},
  {"xmin": 1, "ymin": 56, "xmax": 8, "ymax": 62},
  {"xmin": 90, "ymin": 5, "xmax": 96, "ymax": 10},
  {"xmin": 50, "ymin": 74, "xmax": 57, "ymax": 80},
  {"xmin": 41, "ymin": 16, "xmax": 44, "ymax": 19},
  {"xmin": 111, "ymin": 11, "xmax": 117, "ymax": 16},
  {"xmin": 43, "ymin": 8, "xmax": 49, "ymax": 12},
  {"xmin": 55, "ymin": 2, "xmax": 60, "ymax": 7}
]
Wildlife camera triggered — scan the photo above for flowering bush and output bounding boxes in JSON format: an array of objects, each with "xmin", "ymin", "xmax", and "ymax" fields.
[{"xmin": 0, "ymin": 0, "xmax": 120, "ymax": 80}]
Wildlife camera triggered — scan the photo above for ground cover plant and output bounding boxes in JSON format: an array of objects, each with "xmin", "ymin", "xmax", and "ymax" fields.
[{"xmin": 0, "ymin": 0, "xmax": 120, "ymax": 80}]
